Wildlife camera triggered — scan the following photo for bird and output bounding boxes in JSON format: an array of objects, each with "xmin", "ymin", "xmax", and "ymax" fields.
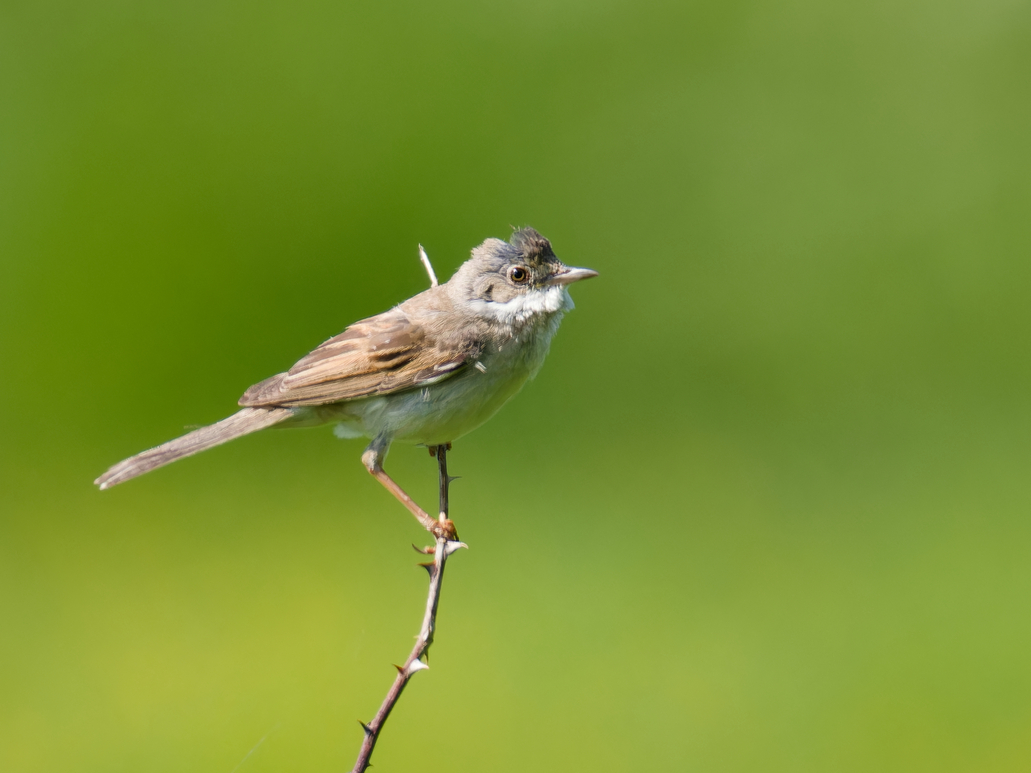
[{"xmin": 94, "ymin": 227, "xmax": 597, "ymax": 537}]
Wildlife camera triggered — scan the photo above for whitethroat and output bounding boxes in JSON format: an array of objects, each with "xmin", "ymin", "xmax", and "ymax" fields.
[{"xmin": 95, "ymin": 227, "xmax": 597, "ymax": 537}]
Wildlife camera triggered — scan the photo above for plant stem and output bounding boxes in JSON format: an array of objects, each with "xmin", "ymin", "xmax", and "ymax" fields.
[{"xmin": 351, "ymin": 444, "xmax": 465, "ymax": 773}]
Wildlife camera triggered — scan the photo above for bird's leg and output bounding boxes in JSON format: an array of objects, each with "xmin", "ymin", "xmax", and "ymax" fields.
[{"xmin": 362, "ymin": 437, "xmax": 457, "ymax": 540}]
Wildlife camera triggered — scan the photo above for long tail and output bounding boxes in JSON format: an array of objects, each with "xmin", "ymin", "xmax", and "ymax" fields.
[{"xmin": 95, "ymin": 407, "xmax": 294, "ymax": 490}]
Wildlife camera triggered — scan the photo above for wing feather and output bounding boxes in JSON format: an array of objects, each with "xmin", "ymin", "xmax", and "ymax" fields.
[{"xmin": 238, "ymin": 309, "xmax": 481, "ymax": 408}]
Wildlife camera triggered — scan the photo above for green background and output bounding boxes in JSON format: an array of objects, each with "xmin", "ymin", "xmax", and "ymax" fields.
[{"xmin": 3, "ymin": 1, "xmax": 1030, "ymax": 771}]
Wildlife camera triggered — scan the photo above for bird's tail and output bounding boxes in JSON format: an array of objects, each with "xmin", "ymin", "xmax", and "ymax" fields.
[{"xmin": 95, "ymin": 407, "xmax": 294, "ymax": 490}]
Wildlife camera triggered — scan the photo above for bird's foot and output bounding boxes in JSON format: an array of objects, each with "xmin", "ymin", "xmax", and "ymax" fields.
[{"xmin": 432, "ymin": 518, "xmax": 459, "ymax": 541}]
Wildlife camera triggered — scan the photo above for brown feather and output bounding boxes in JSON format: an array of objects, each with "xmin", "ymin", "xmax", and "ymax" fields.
[
  {"xmin": 238, "ymin": 306, "xmax": 484, "ymax": 408},
  {"xmin": 94, "ymin": 407, "xmax": 293, "ymax": 489}
]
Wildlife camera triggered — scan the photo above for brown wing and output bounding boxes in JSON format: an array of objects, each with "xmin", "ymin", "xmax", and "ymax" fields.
[{"xmin": 239, "ymin": 309, "xmax": 480, "ymax": 407}]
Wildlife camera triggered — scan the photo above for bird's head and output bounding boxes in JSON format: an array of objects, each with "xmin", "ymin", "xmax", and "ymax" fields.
[{"xmin": 449, "ymin": 227, "xmax": 597, "ymax": 325}]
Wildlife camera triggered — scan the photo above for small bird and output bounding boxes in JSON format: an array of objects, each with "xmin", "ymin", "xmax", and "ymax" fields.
[{"xmin": 95, "ymin": 227, "xmax": 597, "ymax": 535}]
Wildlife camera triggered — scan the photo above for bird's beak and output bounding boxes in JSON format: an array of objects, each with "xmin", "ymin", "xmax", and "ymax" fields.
[{"xmin": 546, "ymin": 266, "xmax": 599, "ymax": 286}]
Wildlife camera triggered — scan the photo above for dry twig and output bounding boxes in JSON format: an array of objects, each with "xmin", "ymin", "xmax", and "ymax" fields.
[{"xmin": 351, "ymin": 444, "xmax": 466, "ymax": 773}]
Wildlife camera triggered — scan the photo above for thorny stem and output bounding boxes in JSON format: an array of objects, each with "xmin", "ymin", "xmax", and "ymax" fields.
[
  {"xmin": 419, "ymin": 244, "xmax": 439, "ymax": 287},
  {"xmin": 351, "ymin": 444, "xmax": 465, "ymax": 773}
]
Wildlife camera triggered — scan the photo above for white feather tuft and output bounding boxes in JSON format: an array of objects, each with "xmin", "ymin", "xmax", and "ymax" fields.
[{"xmin": 466, "ymin": 286, "xmax": 573, "ymax": 327}]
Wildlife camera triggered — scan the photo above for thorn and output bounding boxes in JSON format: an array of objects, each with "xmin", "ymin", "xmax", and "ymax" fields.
[
  {"xmin": 419, "ymin": 244, "xmax": 438, "ymax": 287},
  {"xmin": 418, "ymin": 561, "xmax": 435, "ymax": 576},
  {"xmin": 394, "ymin": 663, "xmax": 405, "ymax": 674},
  {"xmin": 359, "ymin": 720, "xmax": 374, "ymax": 736},
  {"xmin": 444, "ymin": 540, "xmax": 469, "ymax": 556},
  {"xmin": 447, "ymin": 475, "xmax": 461, "ymax": 485},
  {"xmin": 408, "ymin": 659, "xmax": 430, "ymax": 674},
  {"xmin": 412, "ymin": 543, "xmax": 435, "ymax": 554}
]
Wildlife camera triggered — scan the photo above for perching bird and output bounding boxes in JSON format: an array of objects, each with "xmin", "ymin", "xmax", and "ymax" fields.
[{"xmin": 95, "ymin": 227, "xmax": 597, "ymax": 535}]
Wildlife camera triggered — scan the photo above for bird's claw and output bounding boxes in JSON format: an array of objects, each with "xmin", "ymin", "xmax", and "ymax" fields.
[{"xmin": 432, "ymin": 519, "xmax": 459, "ymax": 541}]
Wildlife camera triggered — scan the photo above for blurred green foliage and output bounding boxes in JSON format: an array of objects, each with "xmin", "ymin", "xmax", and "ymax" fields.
[{"xmin": 2, "ymin": 1, "xmax": 1030, "ymax": 771}]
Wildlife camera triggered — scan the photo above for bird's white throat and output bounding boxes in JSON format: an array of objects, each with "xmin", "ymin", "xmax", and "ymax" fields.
[{"xmin": 467, "ymin": 285, "xmax": 574, "ymax": 328}]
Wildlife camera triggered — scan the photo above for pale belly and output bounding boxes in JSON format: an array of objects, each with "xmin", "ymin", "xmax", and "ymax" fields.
[
  {"xmin": 291, "ymin": 341, "xmax": 542, "ymax": 447},
  {"xmin": 340, "ymin": 361, "xmax": 533, "ymax": 446}
]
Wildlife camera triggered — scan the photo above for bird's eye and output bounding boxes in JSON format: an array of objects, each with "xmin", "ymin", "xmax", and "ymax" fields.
[{"xmin": 509, "ymin": 266, "xmax": 529, "ymax": 284}]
